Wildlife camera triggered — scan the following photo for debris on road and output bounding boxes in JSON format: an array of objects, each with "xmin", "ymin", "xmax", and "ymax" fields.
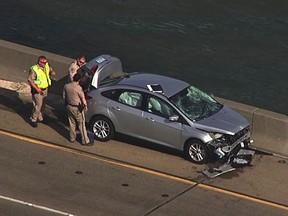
[{"xmin": 202, "ymin": 149, "xmax": 255, "ymax": 178}]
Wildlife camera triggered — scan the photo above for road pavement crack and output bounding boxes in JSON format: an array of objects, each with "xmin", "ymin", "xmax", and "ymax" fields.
[{"xmin": 143, "ymin": 179, "xmax": 207, "ymax": 216}]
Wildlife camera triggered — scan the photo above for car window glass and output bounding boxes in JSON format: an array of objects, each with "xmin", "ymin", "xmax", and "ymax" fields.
[
  {"xmin": 147, "ymin": 96, "xmax": 175, "ymax": 118},
  {"xmin": 118, "ymin": 91, "xmax": 142, "ymax": 108},
  {"xmin": 101, "ymin": 90, "xmax": 118, "ymax": 100}
]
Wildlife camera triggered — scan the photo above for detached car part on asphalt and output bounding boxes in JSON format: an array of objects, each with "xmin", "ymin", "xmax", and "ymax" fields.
[
  {"xmin": 202, "ymin": 149, "xmax": 255, "ymax": 178},
  {"xmin": 77, "ymin": 54, "xmax": 253, "ymax": 164}
]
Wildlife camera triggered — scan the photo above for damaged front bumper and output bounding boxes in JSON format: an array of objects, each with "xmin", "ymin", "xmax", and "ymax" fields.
[
  {"xmin": 203, "ymin": 127, "xmax": 254, "ymax": 178},
  {"xmin": 209, "ymin": 126, "xmax": 252, "ymax": 161},
  {"xmin": 202, "ymin": 148, "xmax": 255, "ymax": 178},
  {"xmin": 214, "ymin": 138, "xmax": 253, "ymax": 160}
]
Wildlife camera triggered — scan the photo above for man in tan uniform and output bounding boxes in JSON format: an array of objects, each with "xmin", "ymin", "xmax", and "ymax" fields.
[
  {"xmin": 63, "ymin": 73, "xmax": 92, "ymax": 145},
  {"xmin": 28, "ymin": 55, "xmax": 56, "ymax": 127},
  {"xmin": 68, "ymin": 55, "xmax": 86, "ymax": 82}
]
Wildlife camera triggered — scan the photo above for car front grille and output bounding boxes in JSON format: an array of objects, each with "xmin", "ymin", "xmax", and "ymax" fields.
[{"xmin": 226, "ymin": 126, "xmax": 250, "ymax": 145}]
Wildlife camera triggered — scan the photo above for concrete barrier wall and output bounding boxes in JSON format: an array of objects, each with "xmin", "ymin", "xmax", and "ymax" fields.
[
  {"xmin": 217, "ymin": 97, "xmax": 288, "ymax": 158},
  {"xmin": 0, "ymin": 39, "xmax": 73, "ymax": 94},
  {"xmin": 1, "ymin": 39, "xmax": 288, "ymax": 158}
]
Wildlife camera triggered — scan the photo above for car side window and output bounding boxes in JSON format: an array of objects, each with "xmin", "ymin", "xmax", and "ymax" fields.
[
  {"xmin": 118, "ymin": 91, "xmax": 143, "ymax": 108},
  {"xmin": 147, "ymin": 96, "xmax": 175, "ymax": 118},
  {"xmin": 101, "ymin": 90, "xmax": 119, "ymax": 100}
]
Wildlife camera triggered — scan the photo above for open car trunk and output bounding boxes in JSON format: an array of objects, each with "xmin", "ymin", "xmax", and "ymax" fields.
[{"xmin": 77, "ymin": 54, "xmax": 124, "ymax": 92}]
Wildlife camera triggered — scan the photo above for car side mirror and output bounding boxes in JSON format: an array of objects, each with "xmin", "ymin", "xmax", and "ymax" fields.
[{"xmin": 169, "ymin": 115, "xmax": 179, "ymax": 122}]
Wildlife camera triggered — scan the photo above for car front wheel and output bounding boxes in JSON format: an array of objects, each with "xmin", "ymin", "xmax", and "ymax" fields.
[
  {"xmin": 184, "ymin": 140, "xmax": 209, "ymax": 164},
  {"xmin": 90, "ymin": 116, "xmax": 115, "ymax": 142}
]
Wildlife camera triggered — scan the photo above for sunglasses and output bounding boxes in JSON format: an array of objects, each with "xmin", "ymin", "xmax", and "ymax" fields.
[{"xmin": 79, "ymin": 60, "xmax": 85, "ymax": 64}]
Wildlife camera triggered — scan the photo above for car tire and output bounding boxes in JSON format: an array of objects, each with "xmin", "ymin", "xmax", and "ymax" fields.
[
  {"xmin": 184, "ymin": 139, "xmax": 209, "ymax": 164},
  {"xmin": 90, "ymin": 116, "xmax": 115, "ymax": 142}
]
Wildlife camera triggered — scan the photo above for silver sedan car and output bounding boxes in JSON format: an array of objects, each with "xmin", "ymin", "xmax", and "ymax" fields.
[{"xmin": 78, "ymin": 55, "xmax": 252, "ymax": 164}]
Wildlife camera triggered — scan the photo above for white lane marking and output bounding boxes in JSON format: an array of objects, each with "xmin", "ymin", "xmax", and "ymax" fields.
[{"xmin": 0, "ymin": 195, "xmax": 74, "ymax": 216}]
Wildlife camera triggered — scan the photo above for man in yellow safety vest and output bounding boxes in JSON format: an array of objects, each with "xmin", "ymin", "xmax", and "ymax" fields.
[{"xmin": 28, "ymin": 55, "xmax": 56, "ymax": 127}]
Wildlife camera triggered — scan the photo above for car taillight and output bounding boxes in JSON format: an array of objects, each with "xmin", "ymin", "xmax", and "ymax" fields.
[
  {"xmin": 85, "ymin": 94, "xmax": 93, "ymax": 101},
  {"xmin": 91, "ymin": 65, "xmax": 98, "ymax": 74}
]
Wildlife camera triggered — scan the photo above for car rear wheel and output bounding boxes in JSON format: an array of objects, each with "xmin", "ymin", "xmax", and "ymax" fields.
[
  {"xmin": 184, "ymin": 140, "xmax": 209, "ymax": 164},
  {"xmin": 90, "ymin": 116, "xmax": 115, "ymax": 142}
]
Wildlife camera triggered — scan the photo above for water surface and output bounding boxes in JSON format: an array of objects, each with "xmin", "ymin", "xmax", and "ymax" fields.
[{"xmin": 1, "ymin": 0, "xmax": 288, "ymax": 114}]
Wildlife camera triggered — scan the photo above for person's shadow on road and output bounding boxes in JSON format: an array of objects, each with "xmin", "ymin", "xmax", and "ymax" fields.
[
  {"xmin": 0, "ymin": 87, "xmax": 32, "ymax": 123},
  {"xmin": 0, "ymin": 85, "xmax": 70, "ymax": 143}
]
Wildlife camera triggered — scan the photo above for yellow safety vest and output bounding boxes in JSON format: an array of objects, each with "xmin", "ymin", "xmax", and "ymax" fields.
[{"xmin": 31, "ymin": 63, "xmax": 52, "ymax": 89}]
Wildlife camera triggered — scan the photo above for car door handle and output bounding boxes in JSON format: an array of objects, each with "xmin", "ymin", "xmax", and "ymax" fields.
[
  {"xmin": 112, "ymin": 106, "xmax": 121, "ymax": 111},
  {"xmin": 146, "ymin": 117, "xmax": 155, "ymax": 122}
]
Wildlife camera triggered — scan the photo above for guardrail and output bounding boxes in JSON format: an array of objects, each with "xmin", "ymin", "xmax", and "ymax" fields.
[{"xmin": 0, "ymin": 39, "xmax": 287, "ymax": 158}]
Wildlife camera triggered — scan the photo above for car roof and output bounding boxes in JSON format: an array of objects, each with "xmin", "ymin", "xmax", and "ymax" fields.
[{"xmin": 115, "ymin": 72, "xmax": 189, "ymax": 98}]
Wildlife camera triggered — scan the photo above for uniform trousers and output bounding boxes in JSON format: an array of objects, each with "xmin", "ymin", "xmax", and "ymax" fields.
[
  {"xmin": 67, "ymin": 105, "xmax": 89, "ymax": 144},
  {"xmin": 31, "ymin": 88, "xmax": 48, "ymax": 122}
]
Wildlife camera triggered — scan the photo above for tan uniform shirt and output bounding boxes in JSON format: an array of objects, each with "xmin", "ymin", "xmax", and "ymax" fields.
[
  {"xmin": 28, "ymin": 66, "xmax": 39, "ymax": 84},
  {"xmin": 68, "ymin": 60, "xmax": 79, "ymax": 82},
  {"xmin": 63, "ymin": 82, "xmax": 86, "ymax": 106}
]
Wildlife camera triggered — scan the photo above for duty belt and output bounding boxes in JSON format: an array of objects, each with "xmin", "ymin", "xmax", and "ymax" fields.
[{"xmin": 68, "ymin": 103, "xmax": 79, "ymax": 107}]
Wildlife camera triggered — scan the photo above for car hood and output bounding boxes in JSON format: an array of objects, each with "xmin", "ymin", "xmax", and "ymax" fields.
[{"xmin": 194, "ymin": 106, "xmax": 249, "ymax": 135}]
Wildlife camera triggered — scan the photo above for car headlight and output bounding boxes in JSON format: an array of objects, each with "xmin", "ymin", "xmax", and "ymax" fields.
[{"xmin": 209, "ymin": 132, "xmax": 224, "ymax": 140}]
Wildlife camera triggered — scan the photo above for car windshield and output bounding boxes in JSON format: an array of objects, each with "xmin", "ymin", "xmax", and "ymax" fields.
[{"xmin": 169, "ymin": 85, "xmax": 223, "ymax": 121}]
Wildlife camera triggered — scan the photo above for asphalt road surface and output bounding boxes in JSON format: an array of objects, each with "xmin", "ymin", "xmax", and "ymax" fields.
[
  {"xmin": 1, "ymin": 125, "xmax": 288, "ymax": 216},
  {"xmin": 0, "ymin": 88, "xmax": 287, "ymax": 215}
]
